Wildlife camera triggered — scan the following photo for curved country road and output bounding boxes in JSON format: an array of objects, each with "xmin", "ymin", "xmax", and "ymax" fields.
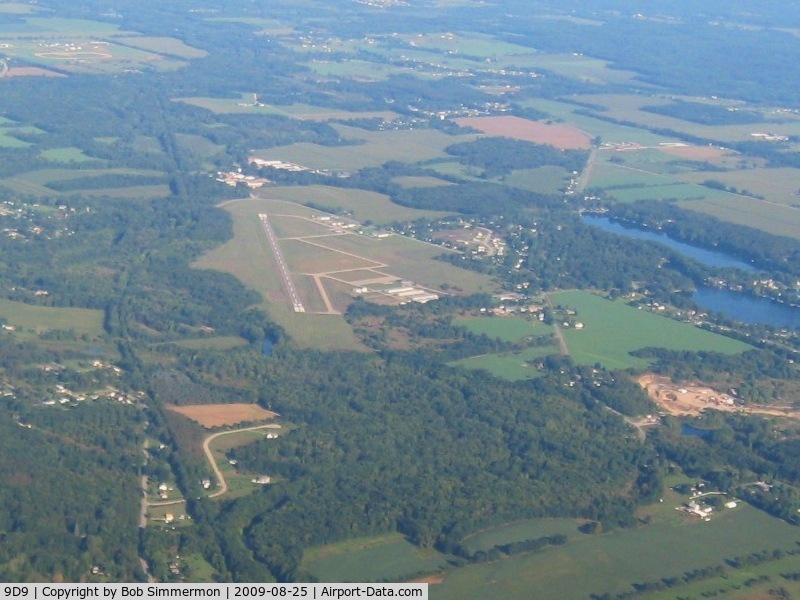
[{"xmin": 202, "ymin": 424, "xmax": 280, "ymax": 498}]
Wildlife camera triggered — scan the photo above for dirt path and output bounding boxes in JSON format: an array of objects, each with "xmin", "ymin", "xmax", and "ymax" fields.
[
  {"xmin": 604, "ymin": 406, "xmax": 646, "ymax": 440},
  {"xmin": 147, "ymin": 498, "xmax": 187, "ymax": 507},
  {"xmin": 202, "ymin": 424, "xmax": 280, "ymax": 499},
  {"xmin": 139, "ymin": 474, "xmax": 149, "ymax": 528},
  {"xmin": 544, "ymin": 294, "xmax": 570, "ymax": 356},
  {"xmin": 138, "ymin": 440, "xmax": 156, "ymax": 582}
]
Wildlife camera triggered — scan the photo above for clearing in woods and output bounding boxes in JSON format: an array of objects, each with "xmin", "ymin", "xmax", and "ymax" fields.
[
  {"xmin": 638, "ymin": 373, "xmax": 800, "ymax": 420},
  {"xmin": 0, "ymin": 298, "xmax": 105, "ymax": 337},
  {"xmin": 166, "ymin": 404, "xmax": 278, "ymax": 428}
]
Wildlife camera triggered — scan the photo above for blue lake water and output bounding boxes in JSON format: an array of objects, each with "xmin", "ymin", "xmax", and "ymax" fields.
[
  {"xmin": 584, "ymin": 214, "xmax": 800, "ymax": 329},
  {"xmin": 692, "ymin": 287, "xmax": 800, "ymax": 329},
  {"xmin": 583, "ymin": 215, "xmax": 756, "ymax": 272}
]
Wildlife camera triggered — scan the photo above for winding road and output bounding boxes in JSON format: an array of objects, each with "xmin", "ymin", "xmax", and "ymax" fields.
[{"xmin": 202, "ymin": 424, "xmax": 281, "ymax": 498}]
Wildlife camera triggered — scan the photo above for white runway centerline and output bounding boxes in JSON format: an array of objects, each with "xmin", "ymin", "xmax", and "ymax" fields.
[{"xmin": 259, "ymin": 213, "xmax": 305, "ymax": 312}]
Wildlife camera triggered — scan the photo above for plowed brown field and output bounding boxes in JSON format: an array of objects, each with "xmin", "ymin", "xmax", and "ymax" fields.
[
  {"xmin": 167, "ymin": 403, "xmax": 278, "ymax": 428},
  {"xmin": 454, "ymin": 115, "xmax": 592, "ymax": 149}
]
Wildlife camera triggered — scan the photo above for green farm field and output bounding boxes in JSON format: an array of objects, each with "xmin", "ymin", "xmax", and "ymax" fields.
[
  {"xmin": 426, "ymin": 161, "xmax": 484, "ymax": 181},
  {"xmin": 177, "ymin": 95, "xmax": 397, "ymax": 121},
  {"xmin": 0, "ymin": 17, "xmax": 126, "ymax": 38},
  {"xmin": 588, "ymin": 161, "xmax": 676, "ymax": 189},
  {"xmin": 0, "ymin": 298, "xmax": 105, "ymax": 336},
  {"xmin": 391, "ymin": 175, "xmax": 455, "ymax": 189},
  {"xmin": 605, "ymin": 182, "xmax": 722, "ymax": 203},
  {"xmin": 399, "ymin": 31, "xmax": 536, "ymax": 57},
  {"xmin": 679, "ymin": 196, "xmax": 800, "ymax": 240},
  {"xmin": 309, "ymin": 58, "xmax": 401, "ymax": 81},
  {"xmin": 461, "ymin": 518, "xmax": 582, "ymax": 554},
  {"xmin": 172, "ymin": 336, "xmax": 249, "ymax": 351},
  {"xmin": 456, "ymin": 315, "xmax": 548, "ymax": 342},
  {"xmin": 551, "ymin": 291, "xmax": 751, "ymax": 370},
  {"xmin": 303, "ymin": 533, "xmax": 449, "ymax": 583},
  {"xmin": 512, "ymin": 52, "xmax": 639, "ymax": 85},
  {"xmin": 502, "ymin": 166, "xmax": 568, "ymax": 195},
  {"xmin": 0, "ymin": 129, "xmax": 30, "ymax": 148},
  {"xmin": 39, "ymin": 147, "xmax": 98, "ymax": 163},
  {"xmin": 0, "ymin": 167, "xmax": 166, "ymax": 196},
  {"xmin": 177, "ymin": 96, "xmax": 302, "ymax": 117},
  {"xmin": 380, "ymin": 47, "xmax": 481, "ymax": 73},
  {"xmin": 449, "ymin": 346, "xmax": 558, "ymax": 381},
  {"xmin": 174, "ymin": 133, "xmax": 225, "ymax": 159},
  {"xmin": 519, "ymin": 99, "xmax": 673, "ymax": 146},
  {"xmin": 572, "ymin": 93, "xmax": 800, "ymax": 143},
  {"xmin": 252, "ymin": 125, "xmax": 478, "ymax": 171},
  {"xmin": 432, "ymin": 504, "xmax": 800, "ymax": 600},
  {"xmin": 112, "ymin": 36, "xmax": 207, "ymax": 59},
  {"xmin": 261, "ymin": 185, "xmax": 455, "ymax": 224},
  {"xmin": 297, "ymin": 476, "xmax": 800, "ymax": 599},
  {"xmin": 682, "ymin": 167, "xmax": 800, "ymax": 207},
  {"xmin": 204, "ymin": 17, "xmax": 285, "ymax": 28},
  {"xmin": 596, "ymin": 148, "xmax": 696, "ymax": 174},
  {"xmin": 76, "ymin": 185, "xmax": 171, "ymax": 200},
  {"xmin": 0, "ymin": 117, "xmax": 36, "ymax": 147}
]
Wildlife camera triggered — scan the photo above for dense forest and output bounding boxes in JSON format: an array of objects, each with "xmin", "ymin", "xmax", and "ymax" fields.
[{"xmin": 184, "ymin": 347, "xmax": 656, "ymax": 580}]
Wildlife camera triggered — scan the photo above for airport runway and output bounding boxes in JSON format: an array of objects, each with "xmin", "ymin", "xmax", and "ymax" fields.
[{"xmin": 258, "ymin": 213, "xmax": 305, "ymax": 312}]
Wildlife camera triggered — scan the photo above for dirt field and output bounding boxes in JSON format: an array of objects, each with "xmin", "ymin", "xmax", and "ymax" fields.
[
  {"xmin": 454, "ymin": 115, "xmax": 592, "ymax": 149},
  {"xmin": 638, "ymin": 374, "xmax": 800, "ymax": 420},
  {"xmin": 167, "ymin": 403, "xmax": 278, "ymax": 428}
]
